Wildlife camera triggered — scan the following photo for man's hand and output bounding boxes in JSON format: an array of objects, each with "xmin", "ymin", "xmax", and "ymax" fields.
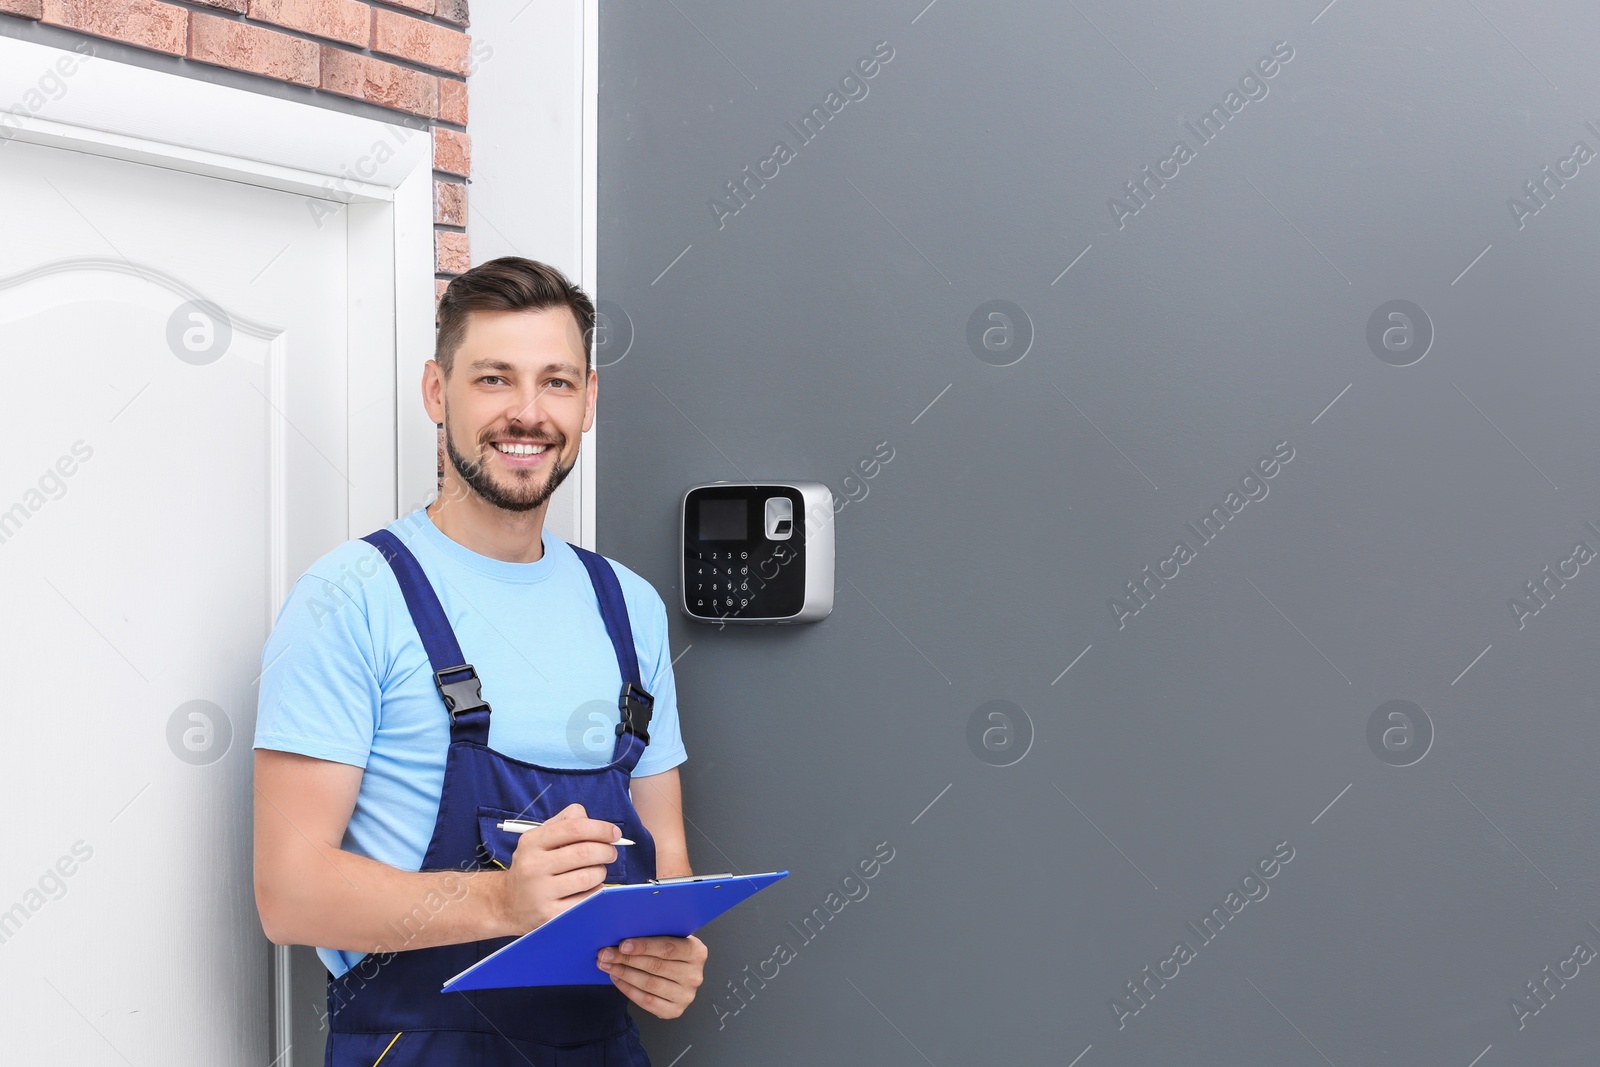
[
  {"xmin": 597, "ymin": 935, "xmax": 708, "ymax": 1019},
  {"xmin": 502, "ymin": 803, "xmax": 624, "ymax": 932}
]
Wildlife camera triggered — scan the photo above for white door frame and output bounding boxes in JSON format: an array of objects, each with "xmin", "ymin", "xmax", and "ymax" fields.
[
  {"xmin": 580, "ymin": 0, "xmax": 600, "ymax": 550},
  {"xmin": 1, "ymin": 34, "xmax": 435, "ymax": 1063}
]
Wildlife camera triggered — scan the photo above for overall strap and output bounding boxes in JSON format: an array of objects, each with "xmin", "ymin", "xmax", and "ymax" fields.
[
  {"xmin": 362, "ymin": 529, "xmax": 491, "ymax": 745},
  {"xmin": 569, "ymin": 544, "xmax": 654, "ymax": 772}
]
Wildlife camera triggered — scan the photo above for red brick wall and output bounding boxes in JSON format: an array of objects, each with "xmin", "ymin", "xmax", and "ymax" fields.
[{"xmin": 0, "ymin": 0, "xmax": 474, "ymax": 303}]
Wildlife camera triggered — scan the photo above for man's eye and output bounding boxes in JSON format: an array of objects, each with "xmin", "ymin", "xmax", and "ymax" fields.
[{"xmin": 479, "ymin": 376, "xmax": 504, "ymax": 385}]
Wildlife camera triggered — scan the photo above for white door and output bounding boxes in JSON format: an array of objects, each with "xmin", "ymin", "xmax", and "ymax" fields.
[{"xmin": 0, "ymin": 136, "xmax": 368, "ymax": 1062}]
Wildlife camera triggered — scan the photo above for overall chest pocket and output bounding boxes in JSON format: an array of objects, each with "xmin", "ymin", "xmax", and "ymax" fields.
[{"xmin": 475, "ymin": 804, "xmax": 636, "ymax": 883}]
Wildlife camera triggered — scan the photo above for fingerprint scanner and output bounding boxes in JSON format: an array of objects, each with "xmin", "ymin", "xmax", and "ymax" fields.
[{"xmin": 765, "ymin": 497, "xmax": 793, "ymax": 540}]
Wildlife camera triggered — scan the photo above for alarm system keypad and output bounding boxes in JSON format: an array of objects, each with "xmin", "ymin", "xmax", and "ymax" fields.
[
  {"xmin": 683, "ymin": 485, "xmax": 809, "ymax": 621},
  {"xmin": 689, "ymin": 546, "xmax": 796, "ymax": 617}
]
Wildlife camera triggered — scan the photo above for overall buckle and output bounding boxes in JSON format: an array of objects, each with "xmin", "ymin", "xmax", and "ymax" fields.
[
  {"xmin": 434, "ymin": 664, "xmax": 490, "ymax": 720},
  {"xmin": 616, "ymin": 682, "xmax": 654, "ymax": 744}
]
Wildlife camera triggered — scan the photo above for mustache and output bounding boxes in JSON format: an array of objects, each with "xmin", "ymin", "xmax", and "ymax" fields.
[{"xmin": 481, "ymin": 430, "xmax": 564, "ymax": 446}]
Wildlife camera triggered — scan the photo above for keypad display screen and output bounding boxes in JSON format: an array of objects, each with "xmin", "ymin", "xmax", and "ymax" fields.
[
  {"xmin": 697, "ymin": 497, "xmax": 748, "ymax": 540},
  {"xmin": 684, "ymin": 486, "xmax": 806, "ymax": 621}
]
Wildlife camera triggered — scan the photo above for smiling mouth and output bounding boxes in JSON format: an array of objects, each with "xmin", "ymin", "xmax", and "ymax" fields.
[{"xmin": 490, "ymin": 441, "xmax": 552, "ymax": 457}]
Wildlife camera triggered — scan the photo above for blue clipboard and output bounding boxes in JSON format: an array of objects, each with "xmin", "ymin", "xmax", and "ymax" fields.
[{"xmin": 442, "ymin": 871, "xmax": 789, "ymax": 991}]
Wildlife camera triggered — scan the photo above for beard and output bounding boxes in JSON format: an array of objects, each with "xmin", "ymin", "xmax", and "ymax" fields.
[{"xmin": 442, "ymin": 410, "xmax": 576, "ymax": 514}]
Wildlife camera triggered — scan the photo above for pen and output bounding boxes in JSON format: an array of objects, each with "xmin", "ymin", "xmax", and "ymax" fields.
[{"xmin": 496, "ymin": 819, "xmax": 634, "ymax": 846}]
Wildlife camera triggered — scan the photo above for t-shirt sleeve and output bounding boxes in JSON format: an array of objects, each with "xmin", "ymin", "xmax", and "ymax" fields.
[
  {"xmin": 253, "ymin": 569, "xmax": 383, "ymax": 768},
  {"xmin": 630, "ymin": 588, "xmax": 688, "ymax": 778}
]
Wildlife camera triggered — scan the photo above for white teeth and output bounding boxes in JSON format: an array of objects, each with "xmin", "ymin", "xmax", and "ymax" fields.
[{"xmin": 493, "ymin": 442, "xmax": 549, "ymax": 456}]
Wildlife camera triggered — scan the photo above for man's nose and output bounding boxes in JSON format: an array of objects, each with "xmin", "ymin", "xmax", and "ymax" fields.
[{"xmin": 504, "ymin": 382, "xmax": 553, "ymax": 426}]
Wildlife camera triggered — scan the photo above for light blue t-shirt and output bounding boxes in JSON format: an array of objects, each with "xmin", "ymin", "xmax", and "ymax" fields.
[{"xmin": 253, "ymin": 508, "xmax": 687, "ymax": 978}]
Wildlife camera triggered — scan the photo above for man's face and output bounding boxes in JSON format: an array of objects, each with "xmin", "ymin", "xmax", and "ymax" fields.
[{"xmin": 427, "ymin": 306, "xmax": 596, "ymax": 514}]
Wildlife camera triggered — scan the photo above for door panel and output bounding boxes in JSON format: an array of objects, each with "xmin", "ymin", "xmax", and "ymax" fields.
[{"xmin": 0, "ymin": 137, "xmax": 356, "ymax": 1063}]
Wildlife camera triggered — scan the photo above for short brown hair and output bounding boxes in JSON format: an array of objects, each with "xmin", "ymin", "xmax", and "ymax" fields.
[{"xmin": 434, "ymin": 256, "xmax": 596, "ymax": 377}]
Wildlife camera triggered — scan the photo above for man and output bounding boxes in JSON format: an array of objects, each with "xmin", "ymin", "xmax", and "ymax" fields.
[{"xmin": 253, "ymin": 256, "xmax": 706, "ymax": 1065}]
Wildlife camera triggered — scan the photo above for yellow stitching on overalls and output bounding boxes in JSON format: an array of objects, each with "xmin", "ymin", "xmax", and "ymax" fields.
[
  {"xmin": 490, "ymin": 858, "xmax": 507, "ymax": 869},
  {"xmin": 371, "ymin": 1031, "xmax": 403, "ymax": 1065}
]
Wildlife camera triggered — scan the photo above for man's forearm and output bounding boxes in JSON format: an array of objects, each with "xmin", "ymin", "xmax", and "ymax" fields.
[
  {"xmin": 654, "ymin": 846, "xmax": 693, "ymax": 880},
  {"xmin": 258, "ymin": 843, "xmax": 516, "ymax": 953}
]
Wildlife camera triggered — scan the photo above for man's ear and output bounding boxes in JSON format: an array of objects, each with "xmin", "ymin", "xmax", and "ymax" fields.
[
  {"xmin": 422, "ymin": 360, "xmax": 446, "ymax": 425},
  {"xmin": 581, "ymin": 367, "xmax": 598, "ymax": 434}
]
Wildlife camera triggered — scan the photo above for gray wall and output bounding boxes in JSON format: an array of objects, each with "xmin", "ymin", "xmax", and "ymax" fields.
[{"xmin": 599, "ymin": 2, "xmax": 1600, "ymax": 1065}]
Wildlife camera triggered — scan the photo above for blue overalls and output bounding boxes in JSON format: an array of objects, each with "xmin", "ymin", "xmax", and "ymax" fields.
[{"xmin": 323, "ymin": 528, "xmax": 658, "ymax": 1066}]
